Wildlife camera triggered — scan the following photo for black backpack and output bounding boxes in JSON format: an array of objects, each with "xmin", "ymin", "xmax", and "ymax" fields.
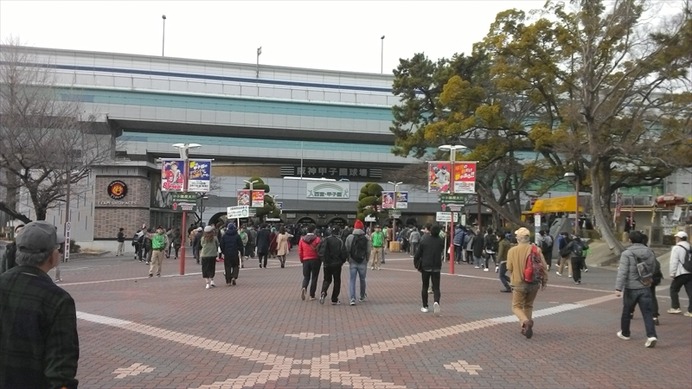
[
  {"xmin": 678, "ymin": 245, "xmax": 692, "ymax": 272},
  {"xmin": 350, "ymin": 234, "xmax": 368, "ymax": 263}
]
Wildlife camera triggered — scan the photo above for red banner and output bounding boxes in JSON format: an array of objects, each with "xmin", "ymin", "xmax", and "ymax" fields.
[{"xmin": 453, "ymin": 162, "xmax": 476, "ymax": 194}]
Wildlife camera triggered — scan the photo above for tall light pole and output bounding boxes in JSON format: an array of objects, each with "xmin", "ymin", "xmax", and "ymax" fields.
[
  {"xmin": 172, "ymin": 142, "xmax": 201, "ymax": 275},
  {"xmin": 161, "ymin": 15, "xmax": 167, "ymax": 56},
  {"xmin": 256, "ymin": 46, "xmax": 262, "ymax": 78},
  {"xmin": 564, "ymin": 172, "xmax": 579, "ymax": 236},
  {"xmin": 380, "ymin": 35, "xmax": 385, "ymax": 74},
  {"xmin": 387, "ymin": 181, "xmax": 402, "ymax": 252},
  {"xmin": 438, "ymin": 144, "xmax": 467, "ymax": 274}
]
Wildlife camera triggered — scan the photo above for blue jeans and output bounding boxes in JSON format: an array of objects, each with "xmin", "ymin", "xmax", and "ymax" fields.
[
  {"xmin": 349, "ymin": 260, "xmax": 368, "ymax": 301},
  {"xmin": 499, "ymin": 262, "xmax": 510, "ymax": 291},
  {"xmin": 621, "ymin": 287, "xmax": 657, "ymax": 338}
]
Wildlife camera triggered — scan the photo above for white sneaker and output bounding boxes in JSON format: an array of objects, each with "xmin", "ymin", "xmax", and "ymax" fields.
[
  {"xmin": 684, "ymin": 312, "xmax": 692, "ymax": 317},
  {"xmin": 616, "ymin": 331, "xmax": 630, "ymax": 340},
  {"xmin": 495, "ymin": 266, "xmax": 499, "ymax": 273},
  {"xmin": 556, "ymin": 271, "xmax": 562, "ymax": 277},
  {"xmin": 483, "ymin": 268, "xmax": 489, "ymax": 272},
  {"xmin": 667, "ymin": 308, "xmax": 682, "ymax": 314},
  {"xmin": 433, "ymin": 302, "xmax": 440, "ymax": 316},
  {"xmin": 645, "ymin": 337, "xmax": 657, "ymax": 348},
  {"xmin": 420, "ymin": 307, "xmax": 429, "ymax": 313},
  {"xmin": 205, "ymin": 284, "xmax": 210, "ymax": 289}
]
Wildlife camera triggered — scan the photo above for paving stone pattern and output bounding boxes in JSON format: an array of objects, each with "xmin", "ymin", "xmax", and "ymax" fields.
[{"xmin": 53, "ymin": 250, "xmax": 691, "ymax": 389}]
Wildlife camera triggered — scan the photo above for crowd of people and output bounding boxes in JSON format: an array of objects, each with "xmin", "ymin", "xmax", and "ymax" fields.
[{"xmin": 1, "ymin": 216, "xmax": 690, "ymax": 387}]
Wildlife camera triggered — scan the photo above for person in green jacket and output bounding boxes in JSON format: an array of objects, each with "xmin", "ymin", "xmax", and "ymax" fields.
[
  {"xmin": 370, "ymin": 226, "xmax": 385, "ymax": 270},
  {"xmin": 148, "ymin": 227, "xmax": 166, "ymax": 277}
]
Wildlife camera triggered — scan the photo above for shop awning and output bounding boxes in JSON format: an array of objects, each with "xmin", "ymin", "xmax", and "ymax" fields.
[{"xmin": 530, "ymin": 195, "xmax": 584, "ymax": 214}]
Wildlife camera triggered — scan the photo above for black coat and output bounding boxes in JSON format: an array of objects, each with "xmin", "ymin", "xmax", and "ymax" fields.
[
  {"xmin": 414, "ymin": 234, "xmax": 444, "ymax": 272},
  {"xmin": 255, "ymin": 227, "xmax": 271, "ymax": 254},
  {"xmin": 318, "ymin": 235, "xmax": 347, "ymax": 266},
  {"xmin": 220, "ymin": 228, "xmax": 243, "ymax": 265}
]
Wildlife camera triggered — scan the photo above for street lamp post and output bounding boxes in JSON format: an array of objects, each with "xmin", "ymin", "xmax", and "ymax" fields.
[
  {"xmin": 161, "ymin": 15, "xmax": 166, "ymax": 56},
  {"xmin": 256, "ymin": 47, "xmax": 262, "ymax": 78},
  {"xmin": 438, "ymin": 144, "xmax": 467, "ymax": 275},
  {"xmin": 564, "ymin": 172, "xmax": 579, "ymax": 236},
  {"xmin": 387, "ymin": 181, "xmax": 402, "ymax": 252},
  {"xmin": 172, "ymin": 143, "xmax": 201, "ymax": 275},
  {"xmin": 380, "ymin": 35, "xmax": 385, "ymax": 74},
  {"xmin": 243, "ymin": 179, "xmax": 259, "ymax": 192}
]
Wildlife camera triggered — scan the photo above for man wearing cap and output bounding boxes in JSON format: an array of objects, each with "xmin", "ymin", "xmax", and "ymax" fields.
[
  {"xmin": 667, "ymin": 231, "xmax": 691, "ymax": 316},
  {"xmin": 506, "ymin": 227, "xmax": 548, "ymax": 339},
  {"xmin": 148, "ymin": 226, "xmax": 167, "ymax": 277},
  {"xmin": 0, "ymin": 221, "xmax": 79, "ymax": 389}
]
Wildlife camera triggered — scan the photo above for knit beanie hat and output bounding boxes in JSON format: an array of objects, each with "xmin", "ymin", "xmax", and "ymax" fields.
[{"xmin": 354, "ymin": 220, "xmax": 365, "ymax": 230}]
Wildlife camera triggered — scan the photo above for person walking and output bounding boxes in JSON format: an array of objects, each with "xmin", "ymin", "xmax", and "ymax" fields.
[
  {"xmin": 345, "ymin": 220, "xmax": 371, "ymax": 306},
  {"xmin": 0, "ymin": 221, "xmax": 79, "ymax": 389},
  {"xmin": 192, "ymin": 226, "xmax": 203, "ymax": 265},
  {"xmin": 615, "ymin": 231, "xmax": 659, "ymax": 348},
  {"xmin": 148, "ymin": 227, "xmax": 166, "ymax": 277},
  {"xmin": 299, "ymin": 224, "xmax": 322, "ymax": 301},
  {"xmin": 537, "ymin": 230, "xmax": 553, "ymax": 270},
  {"xmin": 667, "ymin": 231, "xmax": 691, "ymax": 316},
  {"xmin": 414, "ymin": 224, "xmax": 445, "ymax": 315},
  {"xmin": 409, "ymin": 226, "xmax": 421, "ymax": 257},
  {"xmin": 220, "ymin": 223, "xmax": 243, "ymax": 286},
  {"xmin": 200, "ymin": 225, "xmax": 219, "ymax": 289},
  {"xmin": 276, "ymin": 226, "xmax": 294, "ymax": 268},
  {"xmin": 116, "ymin": 227, "xmax": 125, "ymax": 256},
  {"xmin": 472, "ymin": 228, "xmax": 485, "ymax": 269},
  {"xmin": 497, "ymin": 231, "xmax": 513, "ymax": 293},
  {"xmin": 506, "ymin": 227, "xmax": 548, "ymax": 339},
  {"xmin": 256, "ymin": 223, "xmax": 271, "ymax": 268},
  {"xmin": 556, "ymin": 232, "xmax": 572, "ymax": 277},
  {"xmin": 564, "ymin": 236, "xmax": 588, "ymax": 284},
  {"xmin": 318, "ymin": 227, "xmax": 348, "ymax": 305}
]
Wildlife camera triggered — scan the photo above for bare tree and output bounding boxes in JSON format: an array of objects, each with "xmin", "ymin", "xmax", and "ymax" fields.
[{"xmin": 0, "ymin": 40, "xmax": 111, "ymax": 221}]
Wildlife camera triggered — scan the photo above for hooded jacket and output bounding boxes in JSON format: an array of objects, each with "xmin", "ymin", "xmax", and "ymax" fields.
[
  {"xmin": 298, "ymin": 233, "xmax": 321, "ymax": 262},
  {"xmin": 345, "ymin": 228, "xmax": 371, "ymax": 262},
  {"xmin": 669, "ymin": 240, "xmax": 690, "ymax": 278},
  {"xmin": 615, "ymin": 243, "xmax": 658, "ymax": 290},
  {"xmin": 220, "ymin": 225, "xmax": 243, "ymax": 263}
]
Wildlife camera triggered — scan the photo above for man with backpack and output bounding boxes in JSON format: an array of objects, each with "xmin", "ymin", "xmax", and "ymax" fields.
[
  {"xmin": 345, "ymin": 220, "xmax": 371, "ymax": 306},
  {"xmin": 537, "ymin": 230, "xmax": 553, "ymax": 270},
  {"xmin": 318, "ymin": 227, "xmax": 348, "ymax": 305},
  {"xmin": 667, "ymin": 231, "xmax": 691, "ymax": 316},
  {"xmin": 564, "ymin": 236, "xmax": 589, "ymax": 285},
  {"xmin": 614, "ymin": 231, "xmax": 659, "ymax": 348},
  {"xmin": 506, "ymin": 227, "xmax": 548, "ymax": 339}
]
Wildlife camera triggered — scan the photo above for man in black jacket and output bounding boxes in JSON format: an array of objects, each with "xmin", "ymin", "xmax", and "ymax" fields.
[
  {"xmin": 414, "ymin": 224, "xmax": 445, "ymax": 315},
  {"xmin": 318, "ymin": 228, "xmax": 347, "ymax": 305}
]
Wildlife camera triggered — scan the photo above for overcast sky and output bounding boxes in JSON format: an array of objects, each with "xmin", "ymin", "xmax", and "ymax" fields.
[{"xmin": 0, "ymin": 0, "xmax": 551, "ymax": 73}]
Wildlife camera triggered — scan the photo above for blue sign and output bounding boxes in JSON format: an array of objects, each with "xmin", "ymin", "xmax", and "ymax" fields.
[{"xmin": 187, "ymin": 159, "xmax": 212, "ymax": 193}]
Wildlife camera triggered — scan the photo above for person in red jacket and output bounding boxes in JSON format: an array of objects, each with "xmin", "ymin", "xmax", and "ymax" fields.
[{"xmin": 299, "ymin": 224, "xmax": 322, "ymax": 301}]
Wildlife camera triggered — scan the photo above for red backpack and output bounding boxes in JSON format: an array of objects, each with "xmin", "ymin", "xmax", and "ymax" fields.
[{"xmin": 523, "ymin": 244, "xmax": 545, "ymax": 284}]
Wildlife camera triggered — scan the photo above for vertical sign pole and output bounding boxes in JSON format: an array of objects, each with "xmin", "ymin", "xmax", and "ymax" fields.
[
  {"xmin": 180, "ymin": 158, "xmax": 188, "ymax": 276},
  {"xmin": 449, "ymin": 150, "xmax": 455, "ymax": 274}
]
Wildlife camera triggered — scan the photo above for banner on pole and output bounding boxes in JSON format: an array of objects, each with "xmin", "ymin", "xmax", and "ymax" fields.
[
  {"xmin": 161, "ymin": 159, "xmax": 185, "ymax": 192},
  {"xmin": 187, "ymin": 159, "xmax": 212, "ymax": 193},
  {"xmin": 251, "ymin": 190, "xmax": 265, "ymax": 208},
  {"xmin": 453, "ymin": 162, "xmax": 477, "ymax": 194}
]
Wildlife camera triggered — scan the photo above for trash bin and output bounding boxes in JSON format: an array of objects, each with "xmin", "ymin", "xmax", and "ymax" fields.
[{"xmin": 389, "ymin": 241, "xmax": 400, "ymax": 253}]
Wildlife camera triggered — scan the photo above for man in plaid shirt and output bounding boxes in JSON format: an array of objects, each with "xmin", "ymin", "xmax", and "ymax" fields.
[{"xmin": 0, "ymin": 221, "xmax": 79, "ymax": 389}]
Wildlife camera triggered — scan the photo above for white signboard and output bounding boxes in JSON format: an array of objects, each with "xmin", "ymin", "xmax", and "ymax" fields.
[
  {"xmin": 436, "ymin": 212, "xmax": 452, "ymax": 223},
  {"xmin": 306, "ymin": 182, "xmax": 350, "ymax": 199},
  {"xmin": 227, "ymin": 205, "xmax": 249, "ymax": 219}
]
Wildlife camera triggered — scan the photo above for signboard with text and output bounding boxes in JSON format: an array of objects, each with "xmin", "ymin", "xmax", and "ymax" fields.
[
  {"xmin": 187, "ymin": 159, "xmax": 212, "ymax": 192},
  {"xmin": 306, "ymin": 182, "xmax": 350, "ymax": 199},
  {"xmin": 382, "ymin": 191, "xmax": 409, "ymax": 209}
]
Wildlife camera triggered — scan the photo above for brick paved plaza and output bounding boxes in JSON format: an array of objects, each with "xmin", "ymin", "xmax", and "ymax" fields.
[{"xmin": 54, "ymin": 250, "xmax": 691, "ymax": 389}]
